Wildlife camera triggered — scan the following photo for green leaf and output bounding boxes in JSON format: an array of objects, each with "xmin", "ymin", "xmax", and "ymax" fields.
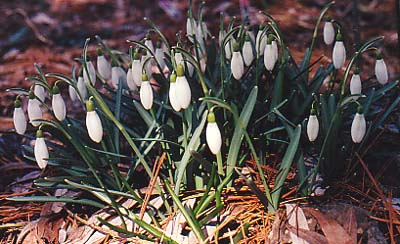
[{"xmin": 7, "ymin": 196, "xmax": 105, "ymax": 208}]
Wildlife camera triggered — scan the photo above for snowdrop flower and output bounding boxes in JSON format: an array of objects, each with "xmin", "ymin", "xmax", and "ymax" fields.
[
  {"xmin": 97, "ymin": 49, "xmax": 111, "ymax": 80},
  {"xmin": 155, "ymin": 41, "xmax": 166, "ymax": 70},
  {"xmin": 186, "ymin": 17, "xmax": 197, "ymax": 42},
  {"xmin": 350, "ymin": 67, "xmax": 362, "ymax": 98},
  {"xmin": 144, "ymin": 33, "xmax": 154, "ymax": 54},
  {"xmin": 141, "ymin": 50, "xmax": 152, "ymax": 79},
  {"xmin": 83, "ymin": 59, "xmax": 96, "ymax": 86},
  {"xmin": 323, "ymin": 17, "xmax": 335, "ymax": 45},
  {"xmin": 272, "ymin": 39, "xmax": 278, "ymax": 61},
  {"xmin": 34, "ymin": 84, "xmax": 45, "ymax": 102},
  {"xmin": 174, "ymin": 51, "xmax": 184, "ymax": 66},
  {"xmin": 85, "ymin": 98, "xmax": 103, "ymax": 143},
  {"xmin": 243, "ymin": 34, "xmax": 254, "ymax": 66},
  {"xmin": 111, "ymin": 63, "xmax": 127, "ymax": 89},
  {"xmin": 131, "ymin": 51, "xmax": 142, "ymax": 87},
  {"xmin": 351, "ymin": 106, "xmax": 366, "ymax": 143},
  {"xmin": 77, "ymin": 72, "xmax": 88, "ymax": 101},
  {"xmin": 176, "ymin": 64, "xmax": 192, "ymax": 109},
  {"xmin": 51, "ymin": 83, "xmax": 66, "ymax": 121},
  {"xmin": 231, "ymin": 41, "xmax": 244, "ymax": 80},
  {"xmin": 34, "ymin": 128, "xmax": 49, "ymax": 169},
  {"xmin": 13, "ymin": 97, "xmax": 27, "ymax": 135},
  {"xmin": 197, "ymin": 21, "xmax": 208, "ymax": 41},
  {"xmin": 206, "ymin": 111, "xmax": 222, "ymax": 155},
  {"xmin": 255, "ymin": 26, "xmax": 267, "ymax": 56},
  {"xmin": 264, "ymin": 35, "xmax": 277, "ymax": 71},
  {"xmin": 375, "ymin": 51, "xmax": 388, "ymax": 85},
  {"xmin": 168, "ymin": 72, "xmax": 181, "ymax": 112},
  {"xmin": 224, "ymin": 37, "xmax": 232, "ymax": 60},
  {"xmin": 68, "ymin": 84, "xmax": 78, "ymax": 102},
  {"xmin": 332, "ymin": 33, "xmax": 346, "ymax": 69},
  {"xmin": 126, "ymin": 63, "xmax": 137, "ymax": 92},
  {"xmin": 140, "ymin": 72, "xmax": 153, "ymax": 110},
  {"xmin": 307, "ymin": 108, "xmax": 319, "ymax": 142},
  {"xmin": 27, "ymin": 91, "xmax": 42, "ymax": 127}
]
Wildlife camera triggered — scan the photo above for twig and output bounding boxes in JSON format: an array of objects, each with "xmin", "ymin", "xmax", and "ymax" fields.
[{"xmin": 14, "ymin": 8, "xmax": 52, "ymax": 44}]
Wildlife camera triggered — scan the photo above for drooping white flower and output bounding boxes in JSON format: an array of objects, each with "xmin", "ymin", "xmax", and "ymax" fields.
[
  {"xmin": 231, "ymin": 41, "xmax": 244, "ymax": 80},
  {"xmin": 13, "ymin": 97, "xmax": 27, "ymax": 135},
  {"xmin": 68, "ymin": 84, "xmax": 78, "ymax": 102},
  {"xmin": 272, "ymin": 40, "xmax": 278, "ymax": 61},
  {"xmin": 169, "ymin": 72, "xmax": 181, "ymax": 112},
  {"xmin": 52, "ymin": 84, "xmax": 66, "ymax": 121},
  {"xmin": 206, "ymin": 111, "xmax": 222, "ymax": 155},
  {"xmin": 332, "ymin": 33, "xmax": 346, "ymax": 69},
  {"xmin": 140, "ymin": 73, "xmax": 153, "ymax": 110},
  {"xmin": 186, "ymin": 17, "xmax": 197, "ymax": 42},
  {"xmin": 155, "ymin": 41, "xmax": 166, "ymax": 70},
  {"xmin": 351, "ymin": 106, "xmax": 366, "ymax": 143},
  {"xmin": 264, "ymin": 35, "xmax": 277, "ymax": 71},
  {"xmin": 174, "ymin": 51, "xmax": 184, "ymax": 66},
  {"xmin": 131, "ymin": 52, "xmax": 142, "ymax": 87},
  {"xmin": 350, "ymin": 68, "xmax": 362, "ymax": 98},
  {"xmin": 77, "ymin": 75, "xmax": 87, "ymax": 101},
  {"xmin": 307, "ymin": 110, "xmax": 319, "ymax": 142},
  {"xmin": 224, "ymin": 38, "xmax": 232, "ymax": 60},
  {"xmin": 27, "ymin": 91, "xmax": 42, "ymax": 127},
  {"xmin": 111, "ymin": 65, "xmax": 127, "ymax": 89},
  {"xmin": 375, "ymin": 52, "xmax": 388, "ymax": 85},
  {"xmin": 97, "ymin": 49, "xmax": 111, "ymax": 80},
  {"xmin": 323, "ymin": 17, "xmax": 335, "ymax": 45},
  {"xmin": 176, "ymin": 64, "xmax": 192, "ymax": 109},
  {"xmin": 255, "ymin": 28, "xmax": 267, "ymax": 56},
  {"xmin": 141, "ymin": 50, "xmax": 153, "ymax": 79},
  {"xmin": 34, "ymin": 129, "xmax": 49, "ymax": 169},
  {"xmin": 197, "ymin": 21, "xmax": 208, "ymax": 40},
  {"xmin": 144, "ymin": 33, "xmax": 154, "ymax": 54},
  {"xmin": 85, "ymin": 99, "xmax": 103, "ymax": 143},
  {"xmin": 126, "ymin": 65, "xmax": 137, "ymax": 92},
  {"xmin": 242, "ymin": 35, "xmax": 254, "ymax": 66},
  {"xmin": 83, "ymin": 60, "xmax": 96, "ymax": 86},
  {"xmin": 34, "ymin": 84, "xmax": 45, "ymax": 102}
]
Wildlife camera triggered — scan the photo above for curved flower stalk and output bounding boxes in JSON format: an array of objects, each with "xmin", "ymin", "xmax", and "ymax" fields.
[
  {"xmin": 83, "ymin": 59, "xmax": 96, "ymax": 86},
  {"xmin": 131, "ymin": 51, "xmax": 142, "ymax": 87},
  {"xmin": 307, "ymin": 108, "xmax": 319, "ymax": 142},
  {"xmin": 255, "ymin": 26, "xmax": 267, "ymax": 56},
  {"xmin": 144, "ymin": 32, "xmax": 154, "ymax": 54},
  {"xmin": 168, "ymin": 72, "xmax": 181, "ymax": 112},
  {"xmin": 264, "ymin": 35, "xmax": 277, "ymax": 71},
  {"xmin": 332, "ymin": 33, "xmax": 346, "ymax": 69},
  {"xmin": 34, "ymin": 84, "xmax": 45, "ymax": 102},
  {"xmin": 85, "ymin": 98, "xmax": 103, "ymax": 143},
  {"xmin": 34, "ymin": 128, "xmax": 49, "ymax": 169},
  {"xmin": 13, "ymin": 96, "xmax": 27, "ymax": 135},
  {"xmin": 97, "ymin": 49, "xmax": 111, "ymax": 80},
  {"xmin": 52, "ymin": 83, "xmax": 66, "ymax": 121},
  {"xmin": 206, "ymin": 111, "xmax": 222, "ymax": 155},
  {"xmin": 323, "ymin": 17, "xmax": 335, "ymax": 45},
  {"xmin": 140, "ymin": 72, "xmax": 153, "ymax": 110},
  {"xmin": 243, "ymin": 34, "xmax": 254, "ymax": 66},
  {"xmin": 349, "ymin": 67, "xmax": 362, "ymax": 98},
  {"xmin": 351, "ymin": 105, "xmax": 366, "ymax": 143},
  {"xmin": 155, "ymin": 41, "xmax": 166, "ymax": 71},
  {"xmin": 175, "ymin": 64, "xmax": 192, "ymax": 109},
  {"xmin": 27, "ymin": 90, "xmax": 42, "ymax": 127},
  {"xmin": 231, "ymin": 41, "xmax": 244, "ymax": 80},
  {"xmin": 77, "ymin": 73, "xmax": 88, "ymax": 101},
  {"xmin": 375, "ymin": 51, "xmax": 388, "ymax": 85},
  {"xmin": 111, "ymin": 63, "xmax": 127, "ymax": 89}
]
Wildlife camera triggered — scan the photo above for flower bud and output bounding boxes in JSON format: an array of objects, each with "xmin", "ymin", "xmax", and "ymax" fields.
[
  {"xmin": 307, "ymin": 109, "xmax": 319, "ymax": 142},
  {"xmin": 140, "ymin": 73, "xmax": 153, "ymax": 110},
  {"xmin": 111, "ymin": 65, "xmax": 127, "ymax": 89},
  {"xmin": 13, "ymin": 97, "xmax": 27, "ymax": 135},
  {"xmin": 264, "ymin": 35, "xmax": 277, "ymax": 71},
  {"xmin": 52, "ymin": 84, "xmax": 66, "ymax": 121},
  {"xmin": 375, "ymin": 51, "xmax": 388, "ymax": 85},
  {"xmin": 132, "ymin": 52, "xmax": 142, "ymax": 87},
  {"xmin": 255, "ymin": 28, "xmax": 267, "ymax": 56},
  {"xmin": 169, "ymin": 72, "xmax": 181, "ymax": 112},
  {"xmin": 332, "ymin": 33, "xmax": 346, "ymax": 69},
  {"xmin": 141, "ymin": 50, "xmax": 153, "ymax": 78},
  {"xmin": 176, "ymin": 64, "xmax": 192, "ymax": 109},
  {"xmin": 126, "ymin": 65, "xmax": 137, "ymax": 92},
  {"xmin": 144, "ymin": 33, "xmax": 154, "ymax": 54},
  {"xmin": 350, "ymin": 68, "xmax": 362, "ymax": 98},
  {"xmin": 34, "ymin": 129, "xmax": 49, "ymax": 169},
  {"xmin": 272, "ymin": 40, "xmax": 278, "ymax": 61},
  {"xmin": 97, "ymin": 49, "xmax": 111, "ymax": 80},
  {"xmin": 34, "ymin": 84, "xmax": 45, "ymax": 102},
  {"xmin": 224, "ymin": 39, "xmax": 232, "ymax": 60},
  {"xmin": 68, "ymin": 84, "xmax": 78, "ymax": 102},
  {"xmin": 174, "ymin": 51, "xmax": 184, "ymax": 66},
  {"xmin": 231, "ymin": 42, "xmax": 244, "ymax": 80},
  {"xmin": 323, "ymin": 17, "xmax": 335, "ymax": 45},
  {"xmin": 242, "ymin": 35, "xmax": 254, "ymax": 66},
  {"xmin": 155, "ymin": 42, "xmax": 166, "ymax": 70},
  {"xmin": 77, "ymin": 75, "xmax": 87, "ymax": 101},
  {"xmin": 83, "ymin": 60, "xmax": 96, "ymax": 86},
  {"xmin": 85, "ymin": 99, "xmax": 103, "ymax": 143},
  {"xmin": 206, "ymin": 111, "xmax": 222, "ymax": 155},
  {"xmin": 28, "ymin": 91, "xmax": 42, "ymax": 127},
  {"xmin": 186, "ymin": 17, "xmax": 197, "ymax": 42},
  {"xmin": 351, "ymin": 106, "xmax": 366, "ymax": 143}
]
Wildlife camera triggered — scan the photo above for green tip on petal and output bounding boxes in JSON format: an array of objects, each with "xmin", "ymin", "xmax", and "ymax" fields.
[
  {"xmin": 310, "ymin": 108, "xmax": 317, "ymax": 115},
  {"xmin": 111, "ymin": 59, "xmax": 118, "ymax": 67},
  {"xmin": 170, "ymin": 72, "xmax": 177, "ymax": 83},
  {"xmin": 233, "ymin": 41, "xmax": 240, "ymax": 52},
  {"xmin": 52, "ymin": 84, "xmax": 60, "ymax": 94},
  {"xmin": 176, "ymin": 64, "xmax": 185, "ymax": 77},
  {"xmin": 14, "ymin": 98, "xmax": 21, "ymax": 108},
  {"xmin": 133, "ymin": 51, "xmax": 140, "ymax": 60},
  {"xmin": 245, "ymin": 34, "xmax": 251, "ymax": 42},
  {"xmin": 29, "ymin": 90, "xmax": 35, "ymax": 99},
  {"xmin": 336, "ymin": 32, "xmax": 343, "ymax": 41},
  {"xmin": 354, "ymin": 67, "xmax": 360, "ymax": 74},
  {"xmin": 376, "ymin": 51, "xmax": 382, "ymax": 60},
  {"xmin": 97, "ymin": 48, "xmax": 103, "ymax": 56},
  {"xmin": 86, "ymin": 99, "xmax": 95, "ymax": 112},
  {"xmin": 36, "ymin": 129, "xmax": 43, "ymax": 138},
  {"xmin": 142, "ymin": 49, "xmax": 148, "ymax": 55},
  {"xmin": 156, "ymin": 41, "xmax": 162, "ymax": 48},
  {"xmin": 325, "ymin": 16, "xmax": 332, "ymax": 22},
  {"xmin": 142, "ymin": 72, "xmax": 149, "ymax": 81},
  {"xmin": 267, "ymin": 34, "xmax": 274, "ymax": 44},
  {"xmin": 145, "ymin": 32, "xmax": 151, "ymax": 40},
  {"xmin": 357, "ymin": 105, "xmax": 363, "ymax": 114},
  {"xmin": 207, "ymin": 111, "xmax": 216, "ymax": 122}
]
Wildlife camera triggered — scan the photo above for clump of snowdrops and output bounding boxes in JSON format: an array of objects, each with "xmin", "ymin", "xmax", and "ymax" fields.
[{"xmin": 8, "ymin": 1, "xmax": 399, "ymax": 242}]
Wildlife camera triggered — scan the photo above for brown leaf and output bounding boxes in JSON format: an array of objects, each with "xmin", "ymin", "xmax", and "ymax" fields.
[
  {"xmin": 286, "ymin": 224, "xmax": 328, "ymax": 244},
  {"xmin": 343, "ymin": 207, "xmax": 357, "ymax": 243}
]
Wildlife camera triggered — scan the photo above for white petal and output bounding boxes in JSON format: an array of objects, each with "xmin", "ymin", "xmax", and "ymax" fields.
[
  {"xmin": 28, "ymin": 99, "xmax": 42, "ymax": 127},
  {"xmin": 351, "ymin": 113, "xmax": 366, "ymax": 143},
  {"xmin": 169, "ymin": 82, "xmax": 181, "ymax": 112},
  {"xmin": 307, "ymin": 115, "xmax": 319, "ymax": 142},
  {"xmin": 243, "ymin": 41, "xmax": 254, "ymax": 66},
  {"xmin": 375, "ymin": 59, "xmax": 388, "ymax": 85},
  {"xmin": 350, "ymin": 74, "xmax": 362, "ymax": 97},
  {"xmin": 34, "ymin": 137, "xmax": 49, "ymax": 169},
  {"xmin": 132, "ymin": 60, "xmax": 142, "ymax": 87},
  {"xmin": 231, "ymin": 51, "xmax": 244, "ymax": 80},
  {"xmin": 127, "ymin": 68, "xmax": 137, "ymax": 91},
  {"xmin": 83, "ymin": 61, "xmax": 96, "ymax": 86},
  {"xmin": 176, "ymin": 76, "xmax": 192, "ymax": 109},
  {"xmin": 286, "ymin": 204, "xmax": 310, "ymax": 244},
  {"xmin": 52, "ymin": 94, "xmax": 66, "ymax": 121},
  {"xmin": 140, "ymin": 81, "xmax": 153, "ymax": 110},
  {"xmin": 155, "ymin": 48, "xmax": 166, "ymax": 70},
  {"xmin": 206, "ymin": 122, "xmax": 222, "ymax": 155},
  {"xmin": 218, "ymin": 30, "xmax": 225, "ymax": 48},
  {"xmin": 264, "ymin": 44, "xmax": 277, "ymax": 71},
  {"xmin": 144, "ymin": 39, "xmax": 154, "ymax": 54},
  {"xmin": 97, "ymin": 55, "xmax": 111, "ymax": 80},
  {"xmin": 86, "ymin": 111, "xmax": 103, "ymax": 143},
  {"xmin": 68, "ymin": 85, "xmax": 78, "ymax": 102},
  {"xmin": 224, "ymin": 41, "xmax": 232, "ymax": 60},
  {"xmin": 34, "ymin": 85, "xmax": 45, "ymax": 102},
  {"xmin": 111, "ymin": 66, "xmax": 127, "ymax": 89},
  {"xmin": 332, "ymin": 41, "xmax": 346, "ymax": 69},
  {"xmin": 186, "ymin": 18, "xmax": 197, "ymax": 42},
  {"xmin": 272, "ymin": 40, "xmax": 278, "ymax": 61},
  {"xmin": 174, "ymin": 52, "xmax": 184, "ymax": 66},
  {"xmin": 141, "ymin": 55, "xmax": 153, "ymax": 78},
  {"xmin": 77, "ymin": 76, "xmax": 88, "ymax": 101},
  {"xmin": 187, "ymin": 61, "xmax": 194, "ymax": 77},
  {"xmin": 255, "ymin": 30, "xmax": 267, "ymax": 56},
  {"xmin": 13, "ymin": 107, "xmax": 27, "ymax": 135},
  {"xmin": 323, "ymin": 22, "xmax": 335, "ymax": 45}
]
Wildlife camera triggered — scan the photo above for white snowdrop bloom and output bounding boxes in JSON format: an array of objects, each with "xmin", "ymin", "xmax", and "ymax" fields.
[
  {"xmin": 52, "ymin": 84, "xmax": 66, "ymax": 121},
  {"xmin": 242, "ymin": 35, "xmax": 254, "ymax": 66},
  {"xmin": 350, "ymin": 68, "xmax": 362, "ymax": 98},
  {"xmin": 332, "ymin": 33, "xmax": 346, "ymax": 69},
  {"xmin": 141, "ymin": 50, "xmax": 153, "ymax": 78},
  {"xmin": 176, "ymin": 64, "xmax": 192, "ymax": 109},
  {"xmin": 174, "ymin": 51, "xmax": 184, "ymax": 66},
  {"xmin": 224, "ymin": 39, "xmax": 232, "ymax": 60},
  {"xmin": 272, "ymin": 40, "xmax": 278, "ymax": 61},
  {"xmin": 34, "ymin": 84, "xmax": 45, "ymax": 102},
  {"xmin": 206, "ymin": 111, "xmax": 222, "ymax": 155},
  {"xmin": 375, "ymin": 52, "xmax": 388, "ymax": 85},
  {"xmin": 131, "ymin": 52, "xmax": 142, "ymax": 87},
  {"xmin": 85, "ymin": 99, "xmax": 103, "ymax": 143},
  {"xmin": 155, "ymin": 42, "xmax": 166, "ymax": 70},
  {"xmin": 144, "ymin": 33, "xmax": 154, "ymax": 54},
  {"xmin": 186, "ymin": 17, "xmax": 197, "ymax": 42},
  {"xmin": 27, "ymin": 92, "xmax": 42, "ymax": 127},
  {"xmin": 140, "ymin": 73, "xmax": 153, "ymax": 110},
  {"xmin": 97, "ymin": 50, "xmax": 111, "ymax": 80},
  {"xmin": 83, "ymin": 60, "xmax": 96, "ymax": 86},
  {"xmin": 68, "ymin": 85, "xmax": 78, "ymax": 102},
  {"xmin": 255, "ymin": 28, "xmax": 267, "ymax": 56},
  {"xmin": 197, "ymin": 22, "xmax": 208, "ymax": 40},
  {"xmin": 168, "ymin": 72, "xmax": 181, "ymax": 112},
  {"xmin": 231, "ymin": 42, "xmax": 244, "ymax": 80},
  {"xmin": 323, "ymin": 18, "xmax": 335, "ymax": 45},
  {"xmin": 111, "ymin": 66, "xmax": 127, "ymax": 89},
  {"xmin": 246, "ymin": 30, "xmax": 255, "ymax": 43},
  {"xmin": 126, "ymin": 65, "xmax": 137, "ymax": 92},
  {"xmin": 34, "ymin": 129, "xmax": 49, "ymax": 169},
  {"xmin": 77, "ymin": 75, "xmax": 87, "ymax": 101},
  {"xmin": 13, "ymin": 98, "xmax": 27, "ymax": 135},
  {"xmin": 351, "ymin": 106, "xmax": 366, "ymax": 143},
  {"xmin": 307, "ymin": 110, "xmax": 319, "ymax": 142},
  {"xmin": 264, "ymin": 36, "xmax": 277, "ymax": 71}
]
